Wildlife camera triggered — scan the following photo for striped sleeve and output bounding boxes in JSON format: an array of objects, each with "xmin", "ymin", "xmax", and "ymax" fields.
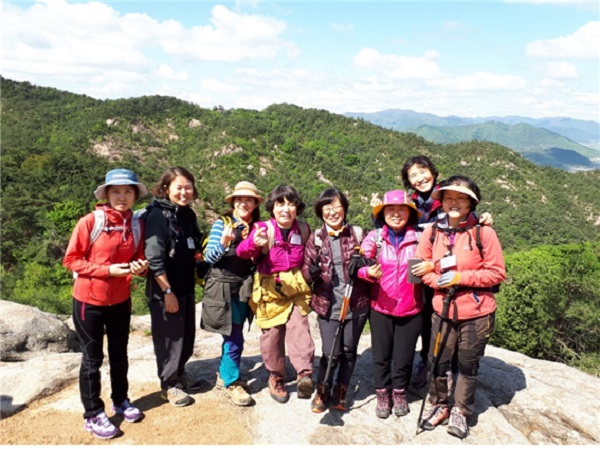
[{"xmin": 204, "ymin": 219, "xmax": 226, "ymax": 265}]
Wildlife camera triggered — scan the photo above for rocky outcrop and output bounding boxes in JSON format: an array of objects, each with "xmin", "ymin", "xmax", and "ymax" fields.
[
  {"xmin": 0, "ymin": 301, "xmax": 598, "ymax": 445},
  {"xmin": 0, "ymin": 301, "xmax": 78, "ymax": 361}
]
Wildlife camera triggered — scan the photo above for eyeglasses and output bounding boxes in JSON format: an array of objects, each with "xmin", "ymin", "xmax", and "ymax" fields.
[
  {"xmin": 322, "ymin": 204, "xmax": 343, "ymax": 214},
  {"xmin": 443, "ymin": 196, "xmax": 470, "ymax": 204}
]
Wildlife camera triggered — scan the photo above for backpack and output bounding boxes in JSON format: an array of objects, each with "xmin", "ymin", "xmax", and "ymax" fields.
[
  {"xmin": 73, "ymin": 209, "xmax": 142, "ymax": 278},
  {"xmin": 429, "ymin": 223, "xmax": 501, "ymax": 293},
  {"xmin": 195, "ymin": 215, "xmax": 233, "ymax": 286},
  {"xmin": 261, "ymin": 220, "xmax": 310, "ymax": 255}
]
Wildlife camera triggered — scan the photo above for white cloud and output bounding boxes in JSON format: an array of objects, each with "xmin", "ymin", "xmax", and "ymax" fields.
[
  {"xmin": 331, "ymin": 22, "xmax": 353, "ymax": 32},
  {"xmin": 545, "ymin": 61, "xmax": 578, "ymax": 79},
  {"xmin": 155, "ymin": 64, "xmax": 189, "ymax": 81},
  {"xmin": 526, "ymin": 21, "xmax": 600, "ymax": 59},
  {"xmin": 428, "ymin": 72, "xmax": 527, "ymax": 91},
  {"xmin": 200, "ymin": 79, "xmax": 240, "ymax": 94},
  {"xmin": 353, "ymin": 48, "xmax": 441, "ymax": 79}
]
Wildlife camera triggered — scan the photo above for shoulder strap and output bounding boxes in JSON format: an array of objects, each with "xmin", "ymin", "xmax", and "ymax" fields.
[
  {"xmin": 351, "ymin": 225, "xmax": 364, "ymax": 245},
  {"xmin": 131, "ymin": 216, "xmax": 141, "ymax": 251},
  {"xmin": 475, "ymin": 224, "xmax": 484, "ymax": 259},
  {"xmin": 375, "ymin": 227, "xmax": 383, "ymax": 260},
  {"xmin": 89, "ymin": 210, "xmax": 105, "ymax": 246},
  {"xmin": 430, "ymin": 222, "xmax": 439, "ymax": 245},
  {"xmin": 298, "ymin": 221, "xmax": 310, "ymax": 245}
]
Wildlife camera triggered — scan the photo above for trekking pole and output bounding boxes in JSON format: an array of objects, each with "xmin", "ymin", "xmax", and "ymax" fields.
[
  {"xmin": 416, "ymin": 286, "xmax": 456, "ymax": 435},
  {"xmin": 322, "ymin": 247, "xmax": 362, "ymax": 392}
]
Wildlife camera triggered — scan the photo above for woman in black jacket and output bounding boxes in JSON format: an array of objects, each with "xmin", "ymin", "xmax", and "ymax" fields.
[
  {"xmin": 144, "ymin": 166, "xmax": 203, "ymax": 408},
  {"xmin": 301, "ymin": 188, "xmax": 370, "ymax": 413}
]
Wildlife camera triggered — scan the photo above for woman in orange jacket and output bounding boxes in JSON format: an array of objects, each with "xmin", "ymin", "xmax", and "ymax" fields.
[{"xmin": 415, "ymin": 175, "xmax": 505, "ymax": 439}]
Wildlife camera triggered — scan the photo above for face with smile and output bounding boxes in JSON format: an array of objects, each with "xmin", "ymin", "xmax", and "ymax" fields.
[
  {"xmin": 233, "ymin": 196, "xmax": 257, "ymax": 222},
  {"xmin": 167, "ymin": 175, "xmax": 194, "ymax": 207},
  {"xmin": 442, "ymin": 191, "xmax": 471, "ymax": 224},
  {"xmin": 273, "ymin": 198, "xmax": 297, "ymax": 229},
  {"xmin": 322, "ymin": 197, "xmax": 345, "ymax": 230},
  {"xmin": 383, "ymin": 204, "xmax": 411, "ymax": 232},
  {"xmin": 107, "ymin": 185, "xmax": 136, "ymax": 213},
  {"xmin": 407, "ymin": 164, "xmax": 435, "ymax": 194}
]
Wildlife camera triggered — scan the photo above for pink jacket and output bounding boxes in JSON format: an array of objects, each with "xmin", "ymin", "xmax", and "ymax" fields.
[
  {"xmin": 415, "ymin": 213, "xmax": 506, "ymax": 321},
  {"xmin": 236, "ymin": 218, "xmax": 309, "ymax": 275},
  {"xmin": 358, "ymin": 225, "xmax": 422, "ymax": 318}
]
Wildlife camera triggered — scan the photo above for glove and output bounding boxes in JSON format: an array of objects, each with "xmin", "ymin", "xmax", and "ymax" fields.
[
  {"xmin": 437, "ymin": 271, "xmax": 461, "ymax": 288},
  {"xmin": 348, "ymin": 253, "xmax": 375, "ymax": 279},
  {"xmin": 308, "ymin": 261, "xmax": 322, "ymax": 283}
]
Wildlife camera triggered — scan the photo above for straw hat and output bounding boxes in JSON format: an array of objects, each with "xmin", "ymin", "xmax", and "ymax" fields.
[
  {"xmin": 431, "ymin": 185, "xmax": 479, "ymax": 203},
  {"xmin": 224, "ymin": 181, "xmax": 264, "ymax": 205},
  {"xmin": 372, "ymin": 190, "xmax": 422, "ymax": 218}
]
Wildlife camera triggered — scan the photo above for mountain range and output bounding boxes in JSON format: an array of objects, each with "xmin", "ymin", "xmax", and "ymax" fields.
[{"xmin": 344, "ymin": 109, "xmax": 600, "ymax": 171}]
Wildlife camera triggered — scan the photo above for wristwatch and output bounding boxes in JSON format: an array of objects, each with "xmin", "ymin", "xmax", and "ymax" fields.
[{"xmin": 163, "ymin": 287, "xmax": 173, "ymax": 295}]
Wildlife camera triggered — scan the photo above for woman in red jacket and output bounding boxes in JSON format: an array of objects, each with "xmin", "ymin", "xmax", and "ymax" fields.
[
  {"xmin": 415, "ymin": 175, "xmax": 505, "ymax": 439},
  {"xmin": 63, "ymin": 169, "xmax": 148, "ymax": 440}
]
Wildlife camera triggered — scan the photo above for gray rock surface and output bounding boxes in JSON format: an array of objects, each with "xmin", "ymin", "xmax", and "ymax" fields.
[{"xmin": 1, "ymin": 301, "xmax": 599, "ymax": 445}]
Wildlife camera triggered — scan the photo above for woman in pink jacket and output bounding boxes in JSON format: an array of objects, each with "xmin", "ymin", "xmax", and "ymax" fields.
[
  {"xmin": 358, "ymin": 190, "xmax": 423, "ymax": 420},
  {"xmin": 236, "ymin": 184, "xmax": 315, "ymax": 404},
  {"xmin": 416, "ymin": 175, "xmax": 505, "ymax": 439}
]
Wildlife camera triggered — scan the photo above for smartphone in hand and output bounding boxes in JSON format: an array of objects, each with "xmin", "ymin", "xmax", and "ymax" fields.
[{"xmin": 407, "ymin": 258, "xmax": 422, "ymax": 284}]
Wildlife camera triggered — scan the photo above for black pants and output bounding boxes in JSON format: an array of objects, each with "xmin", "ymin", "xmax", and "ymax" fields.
[
  {"xmin": 419, "ymin": 285, "xmax": 434, "ymax": 361},
  {"xmin": 317, "ymin": 312, "xmax": 368, "ymax": 387},
  {"xmin": 72, "ymin": 298, "xmax": 131, "ymax": 419},
  {"xmin": 149, "ymin": 293, "xmax": 196, "ymax": 390},
  {"xmin": 370, "ymin": 309, "xmax": 422, "ymax": 390}
]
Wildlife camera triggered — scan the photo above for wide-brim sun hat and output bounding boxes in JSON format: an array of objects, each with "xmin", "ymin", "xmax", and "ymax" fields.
[
  {"xmin": 372, "ymin": 190, "xmax": 423, "ymax": 218},
  {"xmin": 224, "ymin": 181, "xmax": 264, "ymax": 205},
  {"xmin": 431, "ymin": 185, "xmax": 479, "ymax": 204},
  {"xmin": 94, "ymin": 168, "xmax": 148, "ymax": 200}
]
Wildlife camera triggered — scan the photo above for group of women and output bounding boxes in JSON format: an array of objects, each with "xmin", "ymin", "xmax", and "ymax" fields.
[{"xmin": 63, "ymin": 157, "xmax": 505, "ymax": 441}]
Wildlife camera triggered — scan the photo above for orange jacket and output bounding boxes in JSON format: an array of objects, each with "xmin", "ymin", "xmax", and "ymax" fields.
[
  {"xmin": 63, "ymin": 204, "xmax": 145, "ymax": 306},
  {"xmin": 415, "ymin": 213, "xmax": 505, "ymax": 320}
]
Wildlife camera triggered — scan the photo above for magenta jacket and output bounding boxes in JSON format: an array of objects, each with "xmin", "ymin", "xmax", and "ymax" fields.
[
  {"xmin": 236, "ymin": 218, "xmax": 310, "ymax": 275},
  {"xmin": 358, "ymin": 225, "xmax": 423, "ymax": 318}
]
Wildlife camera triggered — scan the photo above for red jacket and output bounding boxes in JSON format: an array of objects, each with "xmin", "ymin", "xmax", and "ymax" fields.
[
  {"xmin": 63, "ymin": 204, "xmax": 145, "ymax": 306},
  {"xmin": 415, "ymin": 213, "xmax": 506, "ymax": 320}
]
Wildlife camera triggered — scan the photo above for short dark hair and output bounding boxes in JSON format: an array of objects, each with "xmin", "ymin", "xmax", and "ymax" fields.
[
  {"xmin": 152, "ymin": 166, "xmax": 199, "ymax": 200},
  {"xmin": 313, "ymin": 188, "xmax": 349, "ymax": 221},
  {"xmin": 401, "ymin": 155, "xmax": 439, "ymax": 191},
  {"xmin": 442, "ymin": 175, "xmax": 481, "ymax": 212},
  {"xmin": 223, "ymin": 202, "xmax": 261, "ymax": 225},
  {"xmin": 265, "ymin": 184, "xmax": 305, "ymax": 217}
]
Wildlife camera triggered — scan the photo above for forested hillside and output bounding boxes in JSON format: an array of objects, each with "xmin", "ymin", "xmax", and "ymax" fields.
[{"xmin": 1, "ymin": 77, "xmax": 599, "ymax": 373}]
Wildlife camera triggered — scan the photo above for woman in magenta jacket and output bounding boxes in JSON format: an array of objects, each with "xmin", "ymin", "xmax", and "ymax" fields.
[{"xmin": 357, "ymin": 190, "xmax": 423, "ymax": 420}]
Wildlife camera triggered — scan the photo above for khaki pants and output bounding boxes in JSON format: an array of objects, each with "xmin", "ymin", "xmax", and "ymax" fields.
[
  {"xmin": 427, "ymin": 312, "xmax": 495, "ymax": 416},
  {"xmin": 259, "ymin": 305, "xmax": 315, "ymax": 379}
]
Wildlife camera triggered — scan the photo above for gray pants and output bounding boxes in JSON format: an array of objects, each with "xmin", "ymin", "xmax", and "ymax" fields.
[{"xmin": 149, "ymin": 293, "xmax": 196, "ymax": 390}]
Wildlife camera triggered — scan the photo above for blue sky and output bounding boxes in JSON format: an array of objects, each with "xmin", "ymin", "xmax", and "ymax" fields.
[{"xmin": 2, "ymin": 0, "xmax": 599, "ymax": 120}]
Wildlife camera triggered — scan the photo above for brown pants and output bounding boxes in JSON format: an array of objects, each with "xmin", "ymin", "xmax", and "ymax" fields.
[
  {"xmin": 259, "ymin": 305, "xmax": 315, "ymax": 379},
  {"xmin": 428, "ymin": 312, "xmax": 495, "ymax": 416}
]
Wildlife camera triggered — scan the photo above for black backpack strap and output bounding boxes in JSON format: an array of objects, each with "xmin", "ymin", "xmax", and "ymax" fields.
[{"xmin": 475, "ymin": 224, "xmax": 484, "ymax": 259}]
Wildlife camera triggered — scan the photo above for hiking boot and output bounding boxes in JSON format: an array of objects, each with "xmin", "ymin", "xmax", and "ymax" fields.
[
  {"xmin": 411, "ymin": 359, "xmax": 428, "ymax": 388},
  {"xmin": 84, "ymin": 412, "xmax": 119, "ymax": 440},
  {"xmin": 447, "ymin": 407, "xmax": 469, "ymax": 439},
  {"xmin": 161, "ymin": 385, "xmax": 192, "ymax": 407},
  {"xmin": 375, "ymin": 388, "xmax": 391, "ymax": 419},
  {"xmin": 224, "ymin": 383, "xmax": 253, "ymax": 407},
  {"xmin": 331, "ymin": 383, "xmax": 348, "ymax": 411},
  {"xmin": 215, "ymin": 372, "xmax": 248, "ymax": 390},
  {"xmin": 420, "ymin": 404, "xmax": 450, "ymax": 431},
  {"xmin": 296, "ymin": 374, "xmax": 314, "ymax": 399},
  {"xmin": 268, "ymin": 375, "xmax": 289, "ymax": 403},
  {"xmin": 392, "ymin": 389, "xmax": 409, "ymax": 417},
  {"xmin": 112, "ymin": 399, "xmax": 142, "ymax": 423},
  {"xmin": 311, "ymin": 383, "xmax": 329, "ymax": 413},
  {"xmin": 179, "ymin": 373, "xmax": 204, "ymax": 394}
]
